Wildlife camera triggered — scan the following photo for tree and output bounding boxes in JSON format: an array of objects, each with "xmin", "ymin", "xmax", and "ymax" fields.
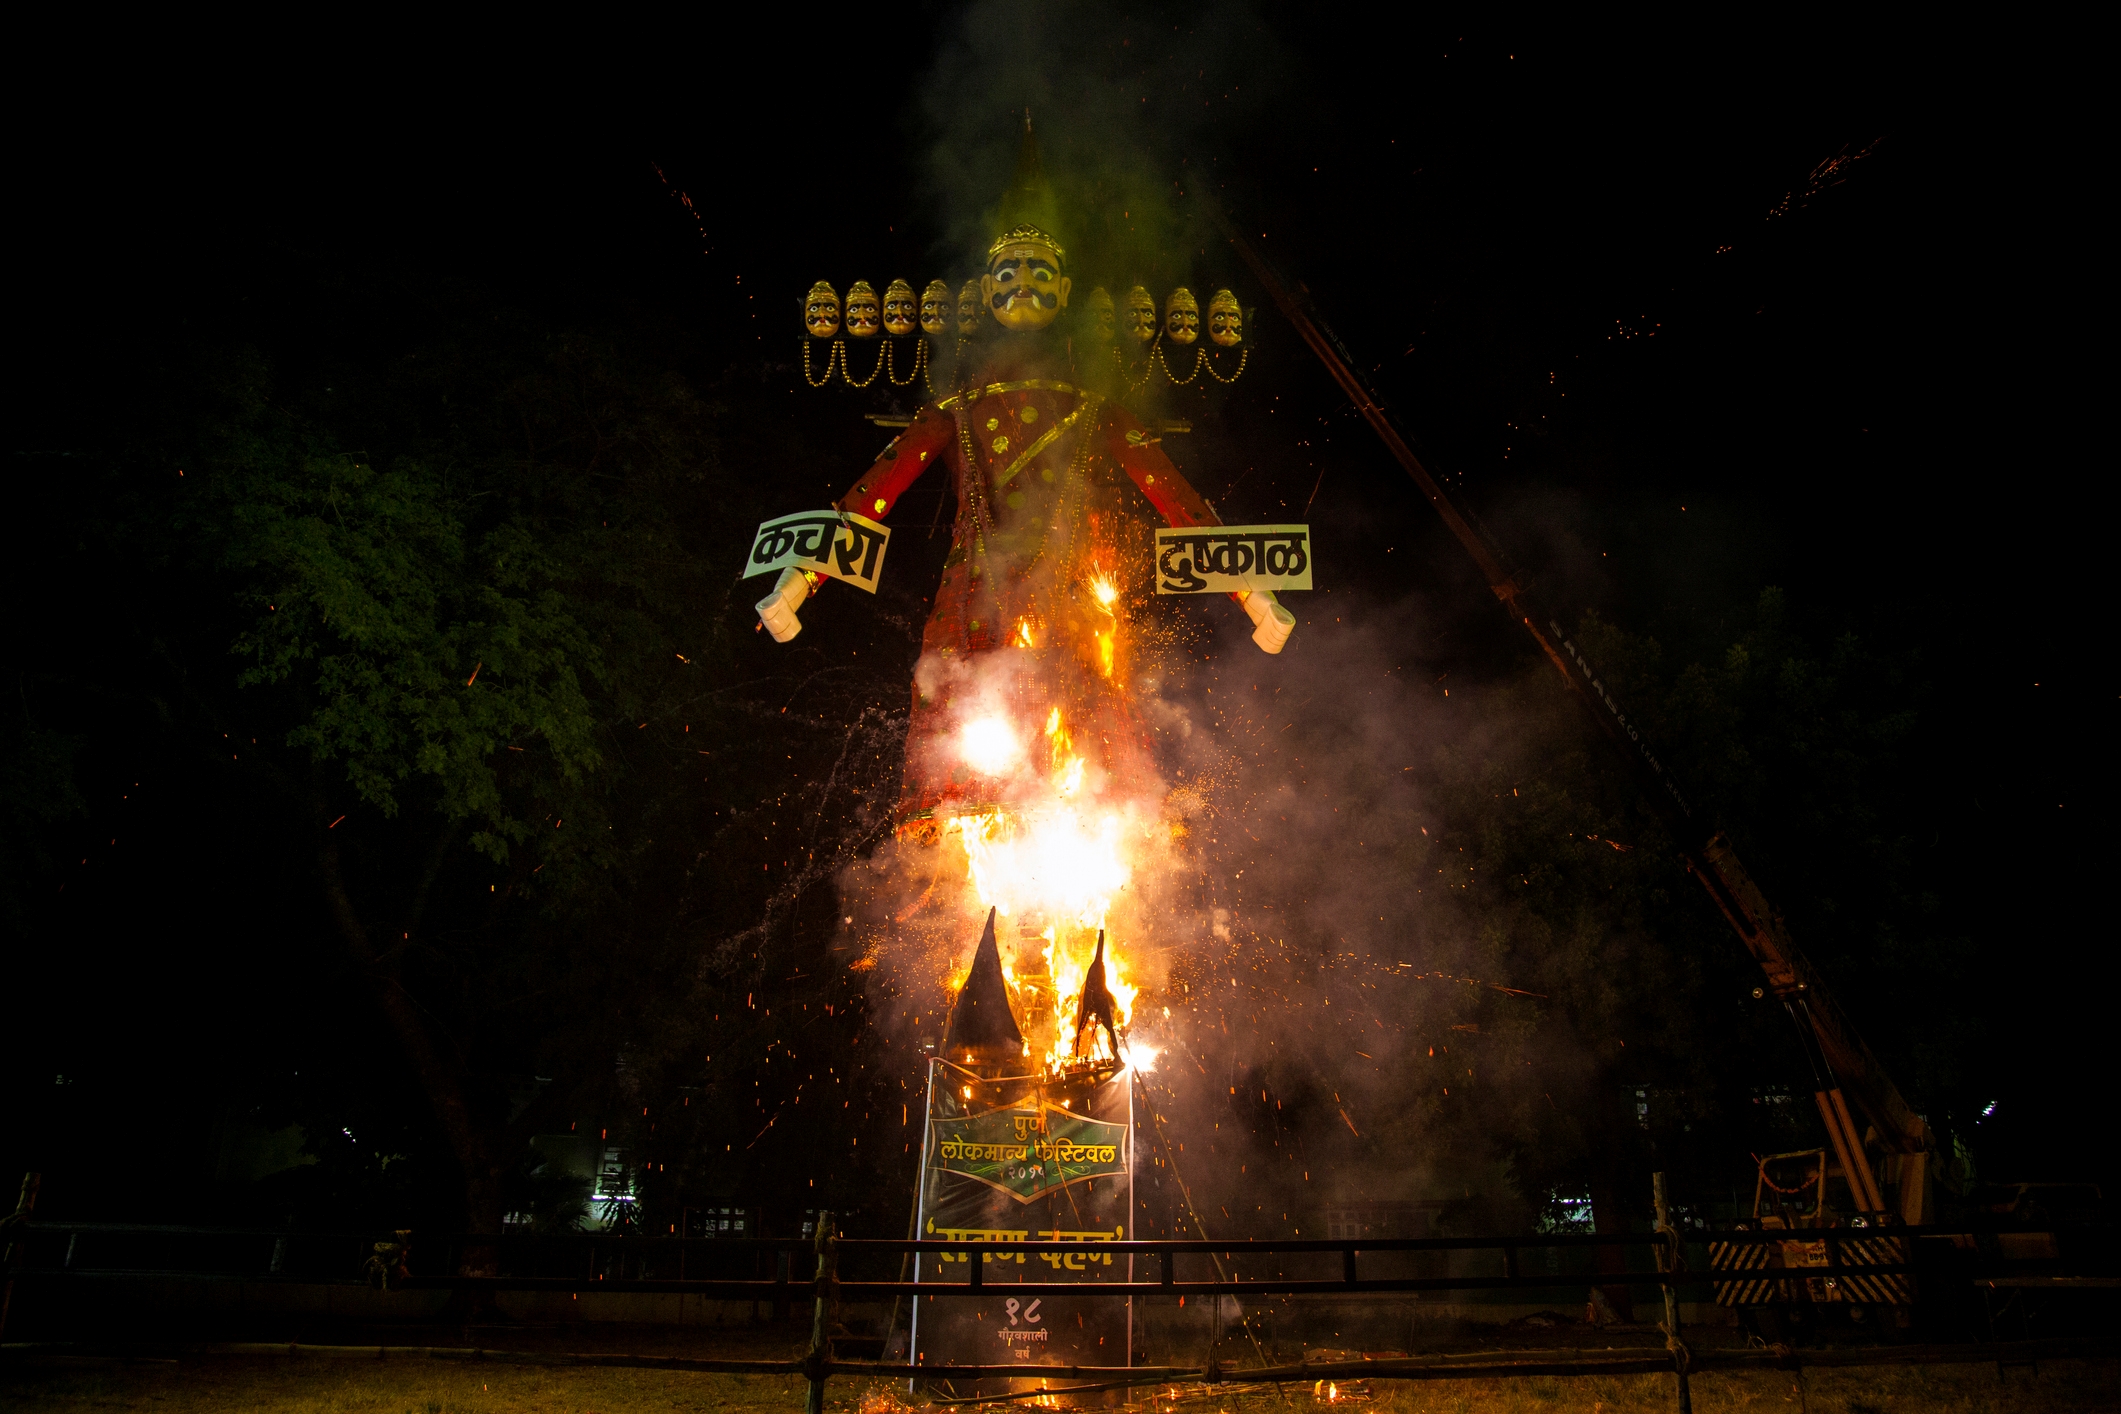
[{"xmin": 176, "ymin": 325, "xmax": 741, "ymax": 1251}]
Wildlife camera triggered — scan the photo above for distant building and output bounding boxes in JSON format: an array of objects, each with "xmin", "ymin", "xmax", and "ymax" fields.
[{"xmin": 682, "ymin": 1204, "xmax": 758, "ymax": 1239}]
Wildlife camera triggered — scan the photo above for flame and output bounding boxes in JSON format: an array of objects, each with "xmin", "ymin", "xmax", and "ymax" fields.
[
  {"xmin": 1041, "ymin": 925, "xmax": 1139, "ymax": 1072},
  {"xmin": 946, "ymin": 806, "xmax": 1125, "ymax": 927},
  {"xmin": 943, "ymin": 704, "xmax": 1148, "ymax": 1075},
  {"xmin": 960, "ymin": 717, "xmax": 1022, "ymax": 775},
  {"xmin": 950, "ymin": 710, "xmax": 1114, "ymax": 920},
  {"xmin": 1088, "ymin": 577, "xmax": 1119, "ymax": 677},
  {"xmin": 1015, "ymin": 617, "xmax": 1037, "ymax": 648},
  {"xmin": 1045, "ymin": 709, "xmax": 1084, "ymax": 796}
]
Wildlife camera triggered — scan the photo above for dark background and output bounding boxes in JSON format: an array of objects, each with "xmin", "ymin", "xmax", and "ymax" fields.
[{"xmin": 6, "ymin": 10, "xmax": 2102, "ymax": 1235}]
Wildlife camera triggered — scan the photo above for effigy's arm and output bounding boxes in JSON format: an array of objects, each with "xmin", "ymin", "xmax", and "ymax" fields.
[
  {"xmin": 835, "ymin": 409, "xmax": 957, "ymax": 518},
  {"xmin": 1104, "ymin": 409, "xmax": 1296, "ymax": 654},
  {"xmin": 756, "ymin": 410, "xmax": 957, "ymax": 642}
]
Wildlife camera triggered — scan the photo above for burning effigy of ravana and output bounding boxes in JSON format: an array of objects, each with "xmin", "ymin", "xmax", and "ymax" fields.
[
  {"xmin": 909, "ymin": 906, "xmax": 1135, "ymax": 1384},
  {"xmin": 757, "ymin": 174, "xmax": 1292, "ymax": 817},
  {"xmin": 756, "ymin": 117, "xmax": 1281, "ymax": 1070}
]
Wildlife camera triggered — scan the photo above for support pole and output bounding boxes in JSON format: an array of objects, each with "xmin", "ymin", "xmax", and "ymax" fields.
[
  {"xmin": 1826, "ymin": 1089, "xmax": 1887, "ymax": 1214},
  {"xmin": 1651, "ymin": 1173, "xmax": 1692, "ymax": 1414},
  {"xmin": 804, "ymin": 1211, "xmax": 840, "ymax": 1414}
]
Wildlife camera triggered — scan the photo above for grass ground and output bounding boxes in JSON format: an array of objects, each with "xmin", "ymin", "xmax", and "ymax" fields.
[{"xmin": 0, "ymin": 1357, "xmax": 2110, "ymax": 1413}]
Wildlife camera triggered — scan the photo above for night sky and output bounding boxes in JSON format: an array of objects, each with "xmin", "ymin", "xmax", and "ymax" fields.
[{"xmin": 8, "ymin": 12, "xmax": 2102, "ymax": 1233}]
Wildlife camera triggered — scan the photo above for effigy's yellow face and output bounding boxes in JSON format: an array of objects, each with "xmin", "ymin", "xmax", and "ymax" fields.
[
  {"xmin": 981, "ymin": 241, "xmax": 1071, "ymax": 332},
  {"xmin": 845, "ymin": 281, "xmax": 882, "ymax": 338},
  {"xmin": 1086, "ymin": 286, "xmax": 1116, "ymax": 342},
  {"xmin": 958, "ymin": 280, "xmax": 983, "ymax": 335},
  {"xmin": 1123, "ymin": 287, "xmax": 1158, "ymax": 343},
  {"xmin": 804, "ymin": 283, "xmax": 841, "ymax": 339},
  {"xmin": 921, "ymin": 280, "xmax": 953, "ymax": 335},
  {"xmin": 1164, "ymin": 288, "xmax": 1200, "ymax": 345},
  {"xmin": 883, "ymin": 279, "xmax": 919, "ymax": 336},
  {"xmin": 1208, "ymin": 289, "xmax": 1243, "ymax": 347}
]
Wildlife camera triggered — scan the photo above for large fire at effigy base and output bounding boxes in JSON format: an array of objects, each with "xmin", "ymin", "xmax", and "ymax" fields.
[{"xmin": 910, "ymin": 907, "xmax": 1136, "ymax": 1390}]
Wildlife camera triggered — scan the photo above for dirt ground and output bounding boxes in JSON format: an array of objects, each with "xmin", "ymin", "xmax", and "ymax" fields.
[{"xmin": 0, "ymin": 1355, "xmax": 2110, "ymax": 1414}]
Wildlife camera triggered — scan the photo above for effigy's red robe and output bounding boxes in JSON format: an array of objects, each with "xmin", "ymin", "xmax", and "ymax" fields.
[{"xmin": 831, "ymin": 348, "xmax": 1230, "ymax": 837}]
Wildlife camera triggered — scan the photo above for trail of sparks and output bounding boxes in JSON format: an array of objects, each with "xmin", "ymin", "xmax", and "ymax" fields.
[
  {"xmin": 650, "ymin": 160, "xmax": 713, "ymax": 258},
  {"xmin": 1765, "ymin": 138, "xmax": 1884, "ymax": 222}
]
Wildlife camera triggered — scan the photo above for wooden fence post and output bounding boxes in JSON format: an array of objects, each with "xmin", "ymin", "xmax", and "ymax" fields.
[
  {"xmin": 1652, "ymin": 1172, "xmax": 1692, "ymax": 1414},
  {"xmin": 803, "ymin": 1211, "xmax": 839, "ymax": 1414},
  {"xmin": 774, "ymin": 1243, "xmax": 793, "ymax": 1324}
]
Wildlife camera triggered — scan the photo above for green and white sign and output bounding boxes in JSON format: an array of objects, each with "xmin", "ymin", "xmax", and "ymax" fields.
[
  {"xmin": 1153, "ymin": 524, "xmax": 1312, "ymax": 594},
  {"xmin": 928, "ymin": 1103, "xmax": 1127, "ymax": 1203},
  {"xmin": 745, "ymin": 510, "xmax": 891, "ymax": 593}
]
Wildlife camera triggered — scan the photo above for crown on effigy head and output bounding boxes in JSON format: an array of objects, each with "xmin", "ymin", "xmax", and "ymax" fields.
[{"xmin": 987, "ymin": 223, "xmax": 1066, "ymax": 267}]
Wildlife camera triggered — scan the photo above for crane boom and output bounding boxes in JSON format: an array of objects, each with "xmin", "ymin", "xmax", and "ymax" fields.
[{"xmin": 1213, "ymin": 210, "xmax": 1934, "ymax": 1222}]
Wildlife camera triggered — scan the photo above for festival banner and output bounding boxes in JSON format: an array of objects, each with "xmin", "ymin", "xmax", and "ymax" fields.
[
  {"xmin": 909, "ymin": 1062, "xmax": 1133, "ymax": 1391},
  {"xmin": 745, "ymin": 510, "xmax": 892, "ymax": 593},
  {"xmin": 928, "ymin": 1105, "xmax": 1128, "ymax": 1201},
  {"xmin": 1153, "ymin": 524, "xmax": 1312, "ymax": 594}
]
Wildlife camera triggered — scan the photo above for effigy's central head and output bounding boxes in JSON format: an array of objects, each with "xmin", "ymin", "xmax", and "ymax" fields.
[{"xmin": 982, "ymin": 224, "xmax": 1071, "ymax": 332}]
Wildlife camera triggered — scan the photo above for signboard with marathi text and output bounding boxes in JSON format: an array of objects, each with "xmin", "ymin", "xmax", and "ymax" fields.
[
  {"xmin": 909, "ymin": 1060, "xmax": 1133, "ymax": 1392},
  {"xmin": 928, "ymin": 1105, "xmax": 1127, "ymax": 1202},
  {"xmin": 1153, "ymin": 524, "xmax": 1311, "ymax": 594},
  {"xmin": 746, "ymin": 510, "xmax": 892, "ymax": 593}
]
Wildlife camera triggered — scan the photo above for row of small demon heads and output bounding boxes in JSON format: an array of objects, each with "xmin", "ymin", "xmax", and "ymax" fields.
[{"xmin": 803, "ymin": 279, "xmax": 1244, "ymax": 347}]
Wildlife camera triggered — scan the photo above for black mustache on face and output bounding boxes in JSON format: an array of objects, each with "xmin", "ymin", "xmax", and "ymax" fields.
[{"xmin": 992, "ymin": 288, "xmax": 1058, "ymax": 310}]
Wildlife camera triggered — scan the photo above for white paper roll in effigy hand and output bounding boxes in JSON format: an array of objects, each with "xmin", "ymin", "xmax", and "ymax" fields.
[
  {"xmin": 1243, "ymin": 589, "xmax": 1295, "ymax": 654},
  {"xmin": 756, "ymin": 567, "xmax": 811, "ymax": 642}
]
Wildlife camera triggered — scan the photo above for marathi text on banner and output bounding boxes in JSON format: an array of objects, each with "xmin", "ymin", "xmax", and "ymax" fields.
[
  {"xmin": 745, "ymin": 510, "xmax": 892, "ymax": 594},
  {"xmin": 927, "ymin": 1105, "xmax": 1128, "ymax": 1202},
  {"xmin": 925, "ymin": 1221, "xmax": 1126, "ymax": 1269},
  {"xmin": 1153, "ymin": 524, "xmax": 1312, "ymax": 594},
  {"xmin": 910, "ymin": 1062, "xmax": 1133, "ymax": 1379}
]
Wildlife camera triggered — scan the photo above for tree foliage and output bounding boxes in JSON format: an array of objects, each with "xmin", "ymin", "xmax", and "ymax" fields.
[
  {"xmin": 119, "ymin": 324, "xmax": 764, "ymax": 1243},
  {"xmin": 227, "ymin": 452, "xmax": 605, "ymax": 862}
]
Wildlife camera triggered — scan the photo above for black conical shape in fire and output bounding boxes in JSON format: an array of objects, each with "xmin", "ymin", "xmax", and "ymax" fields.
[
  {"xmin": 945, "ymin": 907, "xmax": 1024, "ymax": 1059},
  {"xmin": 1073, "ymin": 930, "xmax": 1121, "ymax": 1061}
]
